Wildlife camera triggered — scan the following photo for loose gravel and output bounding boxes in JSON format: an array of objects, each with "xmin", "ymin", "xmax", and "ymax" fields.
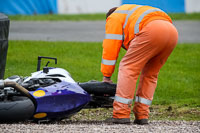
[{"xmin": 0, "ymin": 120, "xmax": 199, "ymax": 133}]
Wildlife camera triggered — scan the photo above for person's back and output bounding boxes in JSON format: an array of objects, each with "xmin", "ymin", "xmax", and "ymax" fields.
[{"xmin": 101, "ymin": 4, "xmax": 172, "ymax": 77}]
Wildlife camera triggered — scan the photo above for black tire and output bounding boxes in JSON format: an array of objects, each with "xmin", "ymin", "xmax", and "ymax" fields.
[
  {"xmin": 79, "ymin": 81, "xmax": 116, "ymax": 96},
  {"xmin": 0, "ymin": 96, "xmax": 35, "ymax": 122}
]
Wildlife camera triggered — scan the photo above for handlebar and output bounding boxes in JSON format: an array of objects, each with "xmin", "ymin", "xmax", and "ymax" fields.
[{"xmin": 37, "ymin": 56, "xmax": 57, "ymax": 71}]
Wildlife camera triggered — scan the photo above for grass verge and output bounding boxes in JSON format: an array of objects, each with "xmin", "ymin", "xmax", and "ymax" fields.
[
  {"xmin": 8, "ymin": 13, "xmax": 200, "ymax": 21},
  {"xmin": 69, "ymin": 105, "xmax": 200, "ymax": 121},
  {"xmin": 5, "ymin": 40, "xmax": 200, "ymax": 120},
  {"xmin": 9, "ymin": 14, "xmax": 106, "ymax": 21}
]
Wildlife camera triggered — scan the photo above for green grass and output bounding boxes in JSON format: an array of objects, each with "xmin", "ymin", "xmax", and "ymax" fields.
[
  {"xmin": 9, "ymin": 14, "xmax": 106, "ymax": 21},
  {"xmin": 8, "ymin": 13, "xmax": 200, "ymax": 21},
  {"xmin": 169, "ymin": 13, "xmax": 200, "ymax": 20},
  {"xmin": 154, "ymin": 44, "xmax": 200, "ymax": 107},
  {"xmin": 4, "ymin": 40, "xmax": 200, "ymax": 120}
]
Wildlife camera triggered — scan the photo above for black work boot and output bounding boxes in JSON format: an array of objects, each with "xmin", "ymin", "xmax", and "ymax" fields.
[
  {"xmin": 105, "ymin": 118, "xmax": 130, "ymax": 124},
  {"xmin": 134, "ymin": 119, "xmax": 148, "ymax": 125}
]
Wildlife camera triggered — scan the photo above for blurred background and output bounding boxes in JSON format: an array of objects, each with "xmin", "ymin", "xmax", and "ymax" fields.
[{"xmin": 0, "ymin": 0, "xmax": 199, "ymax": 15}]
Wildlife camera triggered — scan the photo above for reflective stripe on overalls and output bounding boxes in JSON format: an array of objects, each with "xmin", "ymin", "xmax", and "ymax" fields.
[
  {"xmin": 122, "ymin": 5, "xmax": 142, "ymax": 49},
  {"xmin": 101, "ymin": 34, "xmax": 123, "ymax": 65},
  {"xmin": 135, "ymin": 96, "xmax": 152, "ymax": 106},
  {"xmin": 115, "ymin": 95, "xmax": 152, "ymax": 106}
]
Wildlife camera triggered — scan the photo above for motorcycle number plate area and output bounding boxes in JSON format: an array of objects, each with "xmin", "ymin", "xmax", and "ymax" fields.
[{"xmin": 29, "ymin": 81, "xmax": 90, "ymax": 119}]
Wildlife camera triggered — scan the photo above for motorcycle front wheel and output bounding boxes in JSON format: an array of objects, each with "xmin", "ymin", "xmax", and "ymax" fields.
[{"xmin": 0, "ymin": 96, "xmax": 35, "ymax": 122}]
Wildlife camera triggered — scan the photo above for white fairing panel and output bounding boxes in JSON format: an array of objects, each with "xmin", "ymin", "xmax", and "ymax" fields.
[{"xmin": 24, "ymin": 68, "xmax": 76, "ymax": 83}]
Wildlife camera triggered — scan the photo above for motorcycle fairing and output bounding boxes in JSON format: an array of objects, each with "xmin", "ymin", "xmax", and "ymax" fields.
[{"xmin": 29, "ymin": 81, "xmax": 90, "ymax": 120}]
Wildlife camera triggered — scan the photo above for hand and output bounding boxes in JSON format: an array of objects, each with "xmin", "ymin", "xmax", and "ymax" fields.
[{"xmin": 103, "ymin": 76, "xmax": 113, "ymax": 84}]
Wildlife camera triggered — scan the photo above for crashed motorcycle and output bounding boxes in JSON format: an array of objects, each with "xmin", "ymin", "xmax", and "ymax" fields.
[{"xmin": 0, "ymin": 56, "xmax": 116, "ymax": 122}]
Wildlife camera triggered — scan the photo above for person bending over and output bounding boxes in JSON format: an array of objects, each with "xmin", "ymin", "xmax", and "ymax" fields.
[{"xmin": 101, "ymin": 4, "xmax": 178, "ymax": 124}]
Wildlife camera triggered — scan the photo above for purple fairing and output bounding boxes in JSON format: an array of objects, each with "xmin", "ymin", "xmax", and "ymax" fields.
[{"xmin": 29, "ymin": 81, "xmax": 90, "ymax": 119}]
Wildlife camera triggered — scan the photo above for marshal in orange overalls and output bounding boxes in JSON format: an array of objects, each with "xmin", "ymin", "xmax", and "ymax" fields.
[{"xmin": 101, "ymin": 4, "xmax": 178, "ymax": 120}]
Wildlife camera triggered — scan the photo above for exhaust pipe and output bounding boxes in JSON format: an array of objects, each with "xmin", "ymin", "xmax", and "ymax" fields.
[
  {"xmin": 0, "ymin": 80, "xmax": 36, "ymax": 122},
  {"xmin": 0, "ymin": 80, "xmax": 36, "ymax": 104}
]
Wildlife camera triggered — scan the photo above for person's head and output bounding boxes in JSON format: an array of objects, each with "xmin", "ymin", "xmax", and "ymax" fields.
[{"xmin": 106, "ymin": 7, "xmax": 118, "ymax": 19}]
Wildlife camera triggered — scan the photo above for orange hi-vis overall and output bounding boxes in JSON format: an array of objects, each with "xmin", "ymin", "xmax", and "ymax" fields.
[{"xmin": 101, "ymin": 4, "xmax": 178, "ymax": 119}]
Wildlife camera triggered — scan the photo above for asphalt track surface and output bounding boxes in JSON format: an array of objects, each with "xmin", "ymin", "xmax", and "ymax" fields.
[{"xmin": 9, "ymin": 20, "xmax": 200, "ymax": 43}]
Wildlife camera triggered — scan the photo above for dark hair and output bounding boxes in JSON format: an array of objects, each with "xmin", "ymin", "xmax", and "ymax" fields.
[{"xmin": 106, "ymin": 7, "xmax": 118, "ymax": 19}]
